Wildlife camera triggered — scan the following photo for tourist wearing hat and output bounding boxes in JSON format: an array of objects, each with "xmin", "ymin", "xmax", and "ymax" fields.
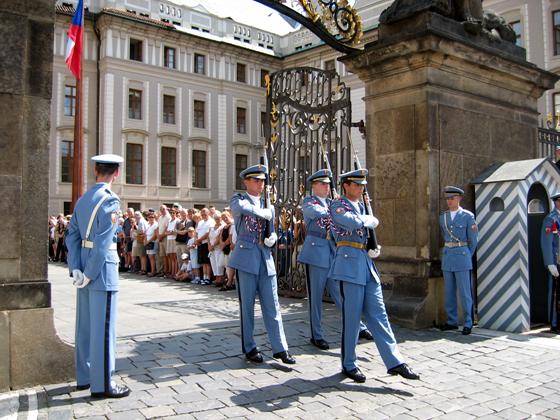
[
  {"xmin": 540, "ymin": 192, "xmax": 560, "ymax": 333},
  {"xmin": 229, "ymin": 164, "xmax": 295, "ymax": 365},
  {"xmin": 298, "ymin": 169, "xmax": 373, "ymax": 350},
  {"xmin": 329, "ymin": 169, "xmax": 419, "ymax": 383},
  {"xmin": 65, "ymin": 154, "xmax": 131, "ymax": 399},
  {"xmin": 439, "ymin": 186, "xmax": 478, "ymax": 336}
]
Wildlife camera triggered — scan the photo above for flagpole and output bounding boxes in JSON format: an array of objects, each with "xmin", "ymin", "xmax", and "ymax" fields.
[{"xmin": 70, "ymin": 2, "xmax": 84, "ymax": 213}]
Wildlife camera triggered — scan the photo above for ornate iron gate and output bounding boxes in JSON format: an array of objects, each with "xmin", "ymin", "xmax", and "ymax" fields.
[{"xmin": 265, "ymin": 67, "xmax": 353, "ymax": 297}]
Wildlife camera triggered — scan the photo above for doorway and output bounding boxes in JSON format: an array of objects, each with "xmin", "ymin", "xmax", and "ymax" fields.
[{"xmin": 527, "ymin": 183, "xmax": 549, "ymax": 326}]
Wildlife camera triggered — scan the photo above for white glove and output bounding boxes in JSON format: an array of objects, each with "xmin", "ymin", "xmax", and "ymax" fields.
[
  {"xmin": 360, "ymin": 214, "xmax": 379, "ymax": 229},
  {"xmin": 548, "ymin": 265, "xmax": 559, "ymax": 277},
  {"xmin": 256, "ymin": 207, "xmax": 273, "ymax": 221},
  {"xmin": 72, "ymin": 269, "xmax": 91, "ymax": 288},
  {"xmin": 368, "ymin": 246, "xmax": 381, "ymax": 259},
  {"xmin": 264, "ymin": 232, "xmax": 278, "ymax": 247}
]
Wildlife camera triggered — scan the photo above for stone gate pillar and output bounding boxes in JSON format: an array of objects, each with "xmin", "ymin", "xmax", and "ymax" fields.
[
  {"xmin": 341, "ymin": 11, "xmax": 558, "ymax": 328},
  {"xmin": 0, "ymin": 1, "xmax": 73, "ymax": 390}
]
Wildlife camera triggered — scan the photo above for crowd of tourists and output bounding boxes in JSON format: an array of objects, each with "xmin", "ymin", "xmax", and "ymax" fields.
[{"xmin": 49, "ymin": 203, "xmax": 237, "ymax": 291}]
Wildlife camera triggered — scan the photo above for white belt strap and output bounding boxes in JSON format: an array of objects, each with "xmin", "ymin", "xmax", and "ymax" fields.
[{"xmin": 81, "ymin": 194, "xmax": 111, "ymax": 249}]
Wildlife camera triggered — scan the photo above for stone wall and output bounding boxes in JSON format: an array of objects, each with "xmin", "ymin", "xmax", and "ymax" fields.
[{"xmin": 0, "ymin": 0, "xmax": 73, "ymax": 391}]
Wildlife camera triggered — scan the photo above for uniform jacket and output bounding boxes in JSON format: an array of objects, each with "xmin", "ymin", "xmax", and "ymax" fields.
[
  {"xmin": 327, "ymin": 196, "xmax": 379, "ymax": 285},
  {"xmin": 540, "ymin": 208, "xmax": 560, "ymax": 267},
  {"xmin": 298, "ymin": 195, "xmax": 336, "ymax": 268},
  {"xmin": 439, "ymin": 207, "xmax": 478, "ymax": 272},
  {"xmin": 228, "ymin": 192, "xmax": 276, "ymax": 276},
  {"xmin": 65, "ymin": 183, "xmax": 121, "ymax": 291}
]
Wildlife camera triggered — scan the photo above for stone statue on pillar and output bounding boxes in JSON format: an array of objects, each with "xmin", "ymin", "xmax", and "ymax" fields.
[{"xmin": 380, "ymin": 0, "xmax": 515, "ymax": 42}]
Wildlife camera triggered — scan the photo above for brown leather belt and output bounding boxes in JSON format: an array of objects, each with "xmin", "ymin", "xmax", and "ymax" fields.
[
  {"xmin": 336, "ymin": 240, "xmax": 366, "ymax": 250},
  {"xmin": 444, "ymin": 241, "xmax": 468, "ymax": 248}
]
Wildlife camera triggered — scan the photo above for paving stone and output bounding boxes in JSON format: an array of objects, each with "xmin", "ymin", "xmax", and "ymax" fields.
[
  {"xmin": 107, "ymin": 409, "xmax": 146, "ymax": 420},
  {"xmin": 139, "ymin": 405, "xmax": 175, "ymax": 419}
]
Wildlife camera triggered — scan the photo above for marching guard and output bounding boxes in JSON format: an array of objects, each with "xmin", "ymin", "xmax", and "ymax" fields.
[
  {"xmin": 328, "ymin": 169, "xmax": 419, "ymax": 383},
  {"xmin": 439, "ymin": 186, "xmax": 478, "ymax": 335},
  {"xmin": 540, "ymin": 192, "xmax": 560, "ymax": 333},
  {"xmin": 298, "ymin": 169, "xmax": 373, "ymax": 350},
  {"xmin": 229, "ymin": 164, "xmax": 296, "ymax": 364},
  {"xmin": 65, "ymin": 154, "xmax": 131, "ymax": 398}
]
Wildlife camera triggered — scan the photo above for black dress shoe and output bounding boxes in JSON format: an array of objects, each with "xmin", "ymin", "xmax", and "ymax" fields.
[
  {"xmin": 272, "ymin": 351, "xmax": 296, "ymax": 364},
  {"xmin": 440, "ymin": 323, "xmax": 458, "ymax": 331},
  {"xmin": 245, "ymin": 348, "xmax": 263, "ymax": 363},
  {"xmin": 76, "ymin": 384, "xmax": 90, "ymax": 391},
  {"xmin": 358, "ymin": 329, "xmax": 374, "ymax": 341},
  {"xmin": 462, "ymin": 326, "xmax": 472, "ymax": 335},
  {"xmin": 310, "ymin": 338, "xmax": 330, "ymax": 350},
  {"xmin": 91, "ymin": 384, "xmax": 131, "ymax": 399},
  {"xmin": 342, "ymin": 367, "xmax": 366, "ymax": 383},
  {"xmin": 387, "ymin": 363, "xmax": 420, "ymax": 380}
]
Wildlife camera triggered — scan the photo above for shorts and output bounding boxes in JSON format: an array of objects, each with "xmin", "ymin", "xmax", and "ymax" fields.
[
  {"xmin": 166, "ymin": 240, "xmax": 177, "ymax": 254},
  {"xmin": 126, "ymin": 240, "xmax": 133, "ymax": 253},
  {"xmin": 197, "ymin": 243, "xmax": 210, "ymax": 264},
  {"xmin": 190, "ymin": 250, "xmax": 200, "ymax": 269},
  {"xmin": 132, "ymin": 244, "xmax": 145, "ymax": 257},
  {"xmin": 176, "ymin": 243, "xmax": 188, "ymax": 258},
  {"xmin": 158, "ymin": 240, "xmax": 167, "ymax": 257}
]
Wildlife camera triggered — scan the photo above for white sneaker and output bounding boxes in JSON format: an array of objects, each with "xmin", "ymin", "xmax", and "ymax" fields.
[{"xmin": 192, "ymin": 278, "xmax": 201, "ymax": 284}]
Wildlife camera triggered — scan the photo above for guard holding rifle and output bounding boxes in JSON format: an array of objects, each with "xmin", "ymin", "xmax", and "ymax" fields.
[
  {"xmin": 540, "ymin": 192, "xmax": 560, "ymax": 334},
  {"xmin": 439, "ymin": 186, "xmax": 478, "ymax": 336},
  {"xmin": 298, "ymin": 169, "xmax": 373, "ymax": 350},
  {"xmin": 229, "ymin": 164, "xmax": 296, "ymax": 364},
  {"xmin": 329, "ymin": 169, "xmax": 419, "ymax": 383}
]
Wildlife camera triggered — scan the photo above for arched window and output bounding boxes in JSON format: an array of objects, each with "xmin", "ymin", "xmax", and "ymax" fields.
[
  {"xmin": 490, "ymin": 197, "xmax": 505, "ymax": 212},
  {"xmin": 528, "ymin": 198, "xmax": 545, "ymax": 214}
]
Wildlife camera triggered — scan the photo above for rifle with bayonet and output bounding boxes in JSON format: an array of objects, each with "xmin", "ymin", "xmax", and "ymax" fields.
[{"xmin": 349, "ymin": 121, "xmax": 380, "ymax": 256}]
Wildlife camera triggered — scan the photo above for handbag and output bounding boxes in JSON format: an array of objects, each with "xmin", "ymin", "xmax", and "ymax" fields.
[
  {"xmin": 145, "ymin": 241, "xmax": 155, "ymax": 250},
  {"xmin": 136, "ymin": 231, "xmax": 146, "ymax": 242}
]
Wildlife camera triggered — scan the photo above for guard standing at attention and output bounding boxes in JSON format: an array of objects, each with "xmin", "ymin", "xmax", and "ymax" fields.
[
  {"xmin": 540, "ymin": 192, "xmax": 560, "ymax": 333},
  {"xmin": 298, "ymin": 169, "xmax": 373, "ymax": 350},
  {"xmin": 439, "ymin": 186, "xmax": 478, "ymax": 336},
  {"xmin": 65, "ymin": 154, "xmax": 131, "ymax": 399},
  {"xmin": 329, "ymin": 169, "xmax": 419, "ymax": 383},
  {"xmin": 229, "ymin": 164, "xmax": 296, "ymax": 364}
]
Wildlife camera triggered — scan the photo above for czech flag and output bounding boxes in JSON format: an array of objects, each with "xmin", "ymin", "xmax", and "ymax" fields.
[{"xmin": 65, "ymin": 0, "xmax": 84, "ymax": 79}]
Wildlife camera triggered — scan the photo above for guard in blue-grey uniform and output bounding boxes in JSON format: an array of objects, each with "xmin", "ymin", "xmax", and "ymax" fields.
[
  {"xmin": 329, "ymin": 169, "xmax": 419, "ymax": 383},
  {"xmin": 65, "ymin": 154, "xmax": 131, "ymax": 399},
  {"xmin": 439, "ymin": 186, "xmax": 478, "ymax": 336},
  {"xmin": 229, "ymin": 164, "xmax": 296, "ymax": 364},
  {"xmin": 298, "ymin": 169, "xmax": 373, "ymax": 350},
  {"xmin": 540, "ymin": 192, "xmax": 560, "ymax": 333}
]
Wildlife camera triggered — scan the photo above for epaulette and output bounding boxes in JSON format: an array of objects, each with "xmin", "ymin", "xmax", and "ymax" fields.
[{"xmin": 233, "ymin": 192, "xmax": 246, "ymax": 200}]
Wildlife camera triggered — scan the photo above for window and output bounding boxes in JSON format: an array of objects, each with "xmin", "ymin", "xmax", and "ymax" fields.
[
  {"xmin": 554, "ymin": 11, "xmax": 560, "ymax": 55},
  {"xmin": 237, "ymin": 63, "xmax": 246, "ymax": 83},
  {"xmin": 192, "ymin": 150, "xmax": 206, "ymax": 188},
  {"xmin": 324, "ymin": 59, "xmax": 335, "ymax": 71},
  {"xmin": 63, "ymin": 202, "xmax": 72, "ymax": 215},
  {"xmin": 161, "ymin": 147, "xmax": 176, "ymax": 186},
  {"xmin": 61, "ymin": 140, "xmax": 73, "ymax": 182},
  {"xmin": 509, "ymin": 21, "xmax": 522, "ymax": 47},
  {"xmin": 235, "ymin": 154, "xmax": 247, "ymax": 190},
  {"xmin": 194, "ymin": 53, "xmax": 205, "ymax": 74},
  {"xmin": 260, "ymin": 111, "xmax": 267, "ymax": 137},
  {"xmin": 163, "ymin": 94, "xmax": 175, "ymax": 124},
  {"xmin": 237, "ymin": 107, "xmax": 246, "ymax": 134},
  {"xmin": 126, "ymin": 143, "xmax": 143, "ymax": 184},
  {"xmin": 193, "ymin": 100, "xmax": 205, "ymax": 128},
  {"xmin": 129, "ymin": 38, "xmax": 143, "ymax": 61},
  {"xmin": 128, "ymin": 89, "xmax": 142, "ymax": 120},
  {"xmin": 64, "ymin": 85, "xmax": 76, "ymax": 116},
  {"xmin": 128, "ymin": 202, "xmax": 141, "ymax": 211},
  {"xmin": 554, "ymin": 93, "xmax": 560, "ymax": 123},
  {"xmin": 164, "ymin": 46, "xmax": 176, "ymax": 69},
  {"xmin": 260, "ymin": 69, "xmax": 269, "ymax": 88}
]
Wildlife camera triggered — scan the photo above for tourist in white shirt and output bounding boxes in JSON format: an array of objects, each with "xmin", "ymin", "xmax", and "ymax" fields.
[
  {"xmin": 144, "ymin": 214, "xmax": 159, "ymax": 277},
  {"xmin": 208, "ymin": 211, "xmax": 225, "ymax": 288},
  {"xmin": 166, "ymin": 209, "xmax": 178, "ymax": 278}
]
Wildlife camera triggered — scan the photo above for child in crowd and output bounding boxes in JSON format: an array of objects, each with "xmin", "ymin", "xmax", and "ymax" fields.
[
  {"xmin": 175, "ymin": 253, "xmax": 192, "ymax": 282},
  {"xmin": 186, "ymin": 227, "xmax": 201, "ymax": 284}
]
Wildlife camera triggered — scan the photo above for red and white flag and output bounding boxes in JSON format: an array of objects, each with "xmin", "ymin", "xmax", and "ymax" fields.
[{"xmin": 65, "ymin": 0, "xmax": 84, "ymax": 79}]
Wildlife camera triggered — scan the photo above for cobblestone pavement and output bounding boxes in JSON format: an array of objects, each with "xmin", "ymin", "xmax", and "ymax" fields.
[{"xmin": 2, "ymin": 263, "xmax": 560, "ymax": 419}]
